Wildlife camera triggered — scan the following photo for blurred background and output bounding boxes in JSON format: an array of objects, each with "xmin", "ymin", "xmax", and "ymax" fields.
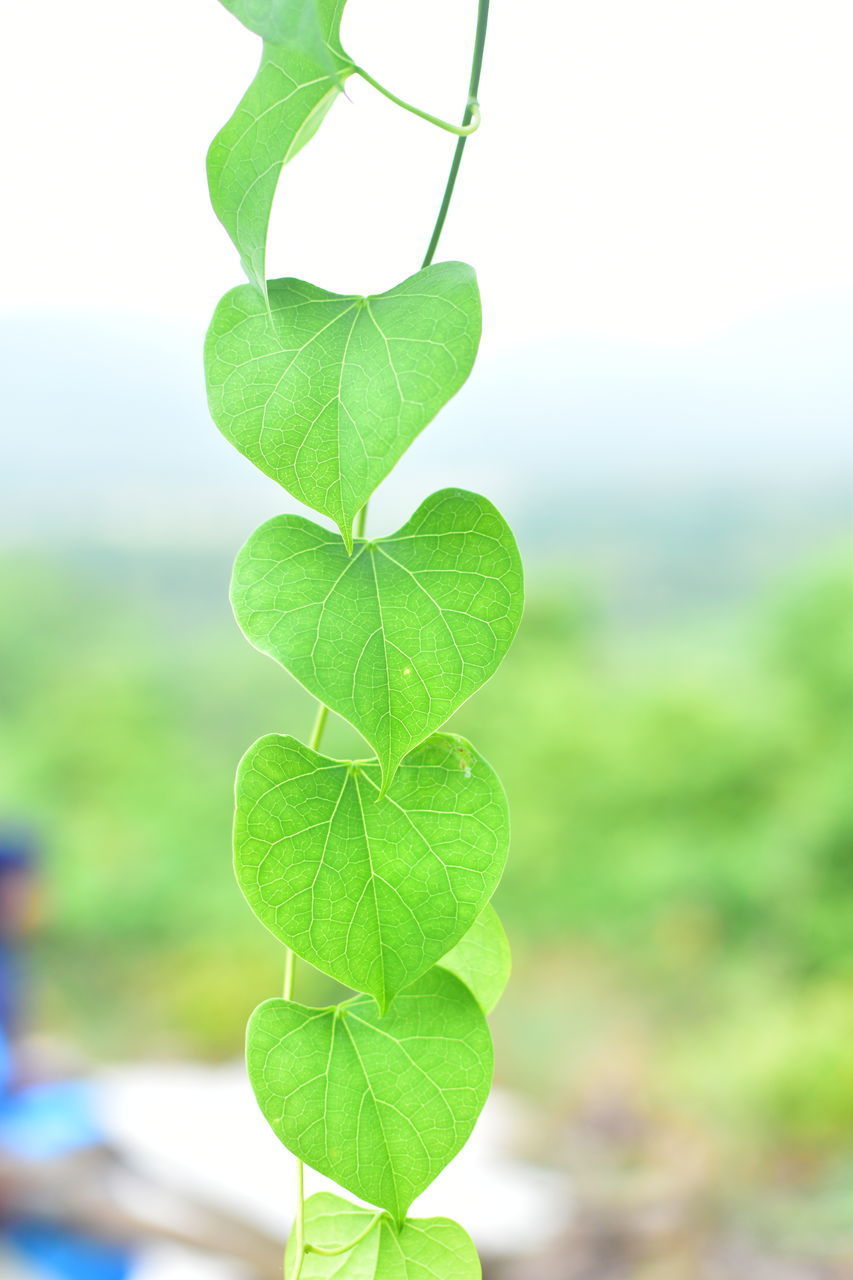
[{"xmin": 1, "ymin": 0, "xmax": 852, "ymax": 1276}]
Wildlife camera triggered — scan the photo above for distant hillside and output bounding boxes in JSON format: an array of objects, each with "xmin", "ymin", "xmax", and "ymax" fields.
[{"xmin": 2, "ymin": 299, "xmax": 850, "ymax": 618}]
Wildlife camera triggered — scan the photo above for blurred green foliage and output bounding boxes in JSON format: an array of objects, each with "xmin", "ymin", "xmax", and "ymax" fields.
[{"xmin": 1, "ymin": 547, "xmax": 850, "ymax": 1172}]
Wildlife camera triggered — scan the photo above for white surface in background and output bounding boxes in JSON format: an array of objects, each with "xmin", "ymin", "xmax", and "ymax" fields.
[
  {"xmin": 2, "ymin": 2, "xmax": 851, "ymax": 554},
  {"xmin": 1, "ymin": 0, "xmax": 851, "ymax": 348},
  {"xmin": 98, "ymin": 1063, "xmax": 569, "ymax": 1259},
  {"xmin": 133, "ymin": 1248, "xmax": 249, "ymax": 1280}
]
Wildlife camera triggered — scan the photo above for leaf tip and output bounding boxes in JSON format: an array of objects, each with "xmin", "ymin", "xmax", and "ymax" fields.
[
  {"xmin": 375, "ymin": 750, "xmax": 403, "ymax": 800},
  {"xmin": 241, "ymin": 255, "xmax": 269, "ymax": 308},
  {"xmin": 339, "ymin": 522, "xmax": 355, "ymax": 556}
]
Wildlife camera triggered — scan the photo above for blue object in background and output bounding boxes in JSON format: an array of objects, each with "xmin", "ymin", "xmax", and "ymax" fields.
[
  {"xmin": 7, "ymin": 1223, "xmax": 133, "ymax": 1280},
  {"xmin": 0, "ymin": 836, "xmax": 135, "ymax": 1276},
  {"xmin": 0, "ymin": 1079, "xmax": 103, "ymax": 1162},
  {"xmin": 0, "ymin": 829, "xmax": 37, "ymax": 1042},
  {"xmin": 0, "ymin": 1029, "xmax": 135, "ymax": 1279}
]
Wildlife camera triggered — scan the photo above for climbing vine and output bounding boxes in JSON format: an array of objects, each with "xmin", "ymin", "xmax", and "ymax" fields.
[{"xmin": 205, "ymin": 1, "xmax": 522, "ymax": 1275}]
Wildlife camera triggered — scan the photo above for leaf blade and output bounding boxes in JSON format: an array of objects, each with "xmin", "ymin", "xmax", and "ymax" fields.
[
  {"xmin": 218, "ymin": 0, "xmax": 333, "ymax": 63},
  {"xmin": 207, "ymin": 0, "xmax": 354, "ymax": 293},
  {"xmin": 235, "ymin": 734, "xmax": 508, "ymax": 1009},
  {"xmin": 231, "ymin": 489, "xmax": 524, "ymax": 787},
  {"xmin": 289, "ymin": 1193, "xmax": 481, "ymax": 1279},
  {"xmin": 205, "ymin": 264, "xmax": 482, "ymax": 539},
  {"xmin": 247, "ymin": 969, "xmax": 493, "ymax": 1220},
  {"xmin": 438, "ymin": 903, "xmax": 511, "ymax": 1015}
]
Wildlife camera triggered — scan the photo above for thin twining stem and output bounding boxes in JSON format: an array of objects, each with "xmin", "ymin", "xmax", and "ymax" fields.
[
  {"xmin": 353, "ymin": 64, "xmax": 480, "ymax": 137},
  {"xmin": 307, "ymin": 701, "xmax": 329, "ymax": 751},
  {"xmin": 286, "ymin": 1160, "xmax": 306, "ymax": 1279},
  {"xmin": 422, "ymin": 0, "xmax": 490, "ymax": 269},
  {"xmin": 307, "ymin": 1211, "xmax": 384, "ymax": 1257},
  {"xmin": 285, "ymin": 695, "xmax": 329, "ymax": 1280},
  {"xmin": 286, "ymin": 5, "xmax": 491, "ymax": 1274}
]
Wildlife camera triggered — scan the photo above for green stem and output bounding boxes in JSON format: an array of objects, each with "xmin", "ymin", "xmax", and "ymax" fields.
[
  {"xmin": 306, "ymin": 1212, "xmax": 384, "ymax": 1257},
  {"xmin": 308, "ymin": 702, "xmax": 329, "ymax": 752},
  {"xmin": 283, "ymin": 948, "xmax": 296, "ymax": 1001},
  {"xmin": 286, "ymin": 9, "xmax": 490, "ymax": 1276},
  {"xmin": 281, "ymin": 954, "xmax": 302, "ymax": 1279},
  {"xmin": 286, "ymin": 1160, "xmax": 306, "ymax": 1279},
  {"xmin": 353, "ymin": 64, "xmax": 481, "ymax": 137},
  {"xmin": 422, "ymin": 0, "xmax": 491, "ymax": 269},
  {"xmin": 286, "ymin": 698, "xmax": 330, "ymax": 1280}
]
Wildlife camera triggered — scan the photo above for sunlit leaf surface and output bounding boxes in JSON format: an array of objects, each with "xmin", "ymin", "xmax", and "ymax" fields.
[
  {"xmin": 247, "ymin": 968, "xmax": 492, "ymax": 1219},
  {"xmin": 235, "ymin": 733, "xmax": 508, "ymax": 1009},
  {"xmin": 207, "ymin": 0, "xmax": 353, "ymax": 293},
  {"xmin": 288, "ymin": 1192, "xmax": 481, "ymax": 1279},
  {"xmin": 206, "ymin": 264, "xmax": 481, "ymax": 541},
  {"xmin": 231, "ymin": 489, "xmax": 523, "ymax": 788},
  {"xmin": 439, "ymin": 903, "xmax": 511, "ymax": 1014}
]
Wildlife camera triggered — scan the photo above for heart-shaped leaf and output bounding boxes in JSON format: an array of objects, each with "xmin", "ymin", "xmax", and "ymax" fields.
[
  {"xmin": 231, "ymin": 488, "xmax": 524, "ymax": 789},
  {"xmin": 235, "ymin": 733, "xmax": 508, "ymax": 1010},
  {"xmin": 287, "ymin": 1193, "xmax": 481, "ymax": 1279},
  {"xmin": 439, "ymin": 904, "xmax": 511, "ymax": 1015},
  {"xmin": 247, "ymin": 968, "xmax": 492, "ymax": 1220},
  {"xmin": 207, "ymin": 0, "xmax": 354, "ymax": 294},
  {"xmin": 205, "ymin": 264, "xmax": 481, "ymax": 544}
]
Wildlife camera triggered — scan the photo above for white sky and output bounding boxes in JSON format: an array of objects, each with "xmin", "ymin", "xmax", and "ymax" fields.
[{"xmin": 2, "ymin": 0, "xmax": 852, "ymax": 350}]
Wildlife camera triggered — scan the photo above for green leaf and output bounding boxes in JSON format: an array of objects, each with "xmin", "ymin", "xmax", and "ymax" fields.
[
  {"xmin": 438, "ymin": 904, "xmax": 511, "ymax": 1015},
  {"xmin": 235, "ymin": 733, "xmax": 508, "ymax": 1010},
  {"xmin": 231, "ymin": 488, "xmax": 524, "ymax": 789},
  {"xmin": 207, "ymin": 0, "xmax": 354, "ymax": 294},
  {"xmin": 247, "ymin": 968, "xmax": 492, "ymax": 1220},
  {"xmin": 218, "ymin": 0, "xmax": 332, "ymax": 61},
  {"xmin": 288, "ymin": 1193, "xmax": 481, "ymax": 1279},
  {"xmin": 205, "ymin": 264, "xmax": 482, "ymax": 543}
]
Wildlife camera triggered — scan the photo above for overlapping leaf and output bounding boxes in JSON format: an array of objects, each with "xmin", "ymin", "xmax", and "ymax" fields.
[
  {"xmin": 231, "ymin": 488, "xmax": 524, "ymax": 789},
  {"xmin": 205, "ymin": 264, "xmax": 481, "ymax": 545},
  {"xmin": 247, "ymin": 968, "xmax": 492, "ymax": 1220},
  {"xmin": 207, "ymin": 0, "xmax": 353, "ymax": 294},
  {"xmin": 218, "ymin": 0, "xmax": 333, "ymax": 59},
  {"xmin": 439, "ymin": 904, "xmax": 511, "ymax": 1015},
  {"xmin": 235, "ymin": 733, "xmax": 508, "ymax": 1009},
  {"xmin": 288, "ymin": 1193, "xmax": 481, "ymax": 1279}
]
